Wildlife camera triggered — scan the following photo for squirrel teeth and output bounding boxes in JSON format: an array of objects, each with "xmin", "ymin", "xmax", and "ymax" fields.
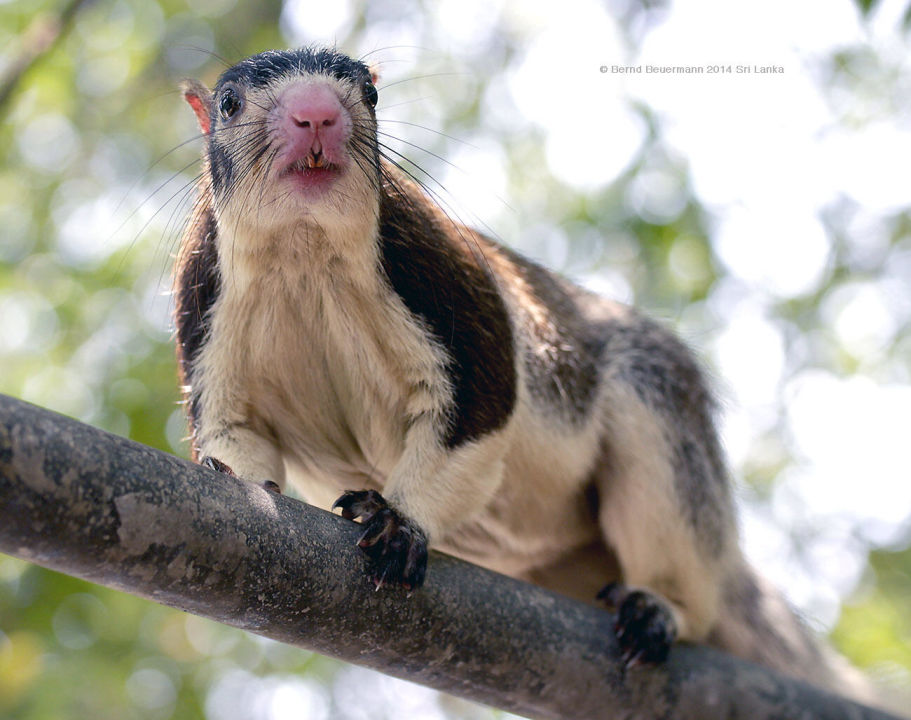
[{"xmin": 292, "ymin": 152, "xmax": 330, "ymax": 171}]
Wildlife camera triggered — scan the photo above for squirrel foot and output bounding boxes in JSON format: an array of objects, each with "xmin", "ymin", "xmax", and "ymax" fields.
[{"xmin": 597, "ymin": 581, "xmax": 677, "ymax": 667}]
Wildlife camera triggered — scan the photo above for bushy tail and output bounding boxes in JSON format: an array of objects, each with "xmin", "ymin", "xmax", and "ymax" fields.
[{"xmin": 710, "ymin": 562, "xmax": 900, "ymax": 715}]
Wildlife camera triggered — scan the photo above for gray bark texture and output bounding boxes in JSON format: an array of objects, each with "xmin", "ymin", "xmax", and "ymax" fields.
[{"xmin": 0, "ymin": 393, "xmax": 900, "ymax": 720}]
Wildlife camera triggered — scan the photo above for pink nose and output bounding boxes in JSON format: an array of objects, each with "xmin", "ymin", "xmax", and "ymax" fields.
[
  {"xmin": 289, "ymin": 93, "xmax": 340, "ymax": 129},
  {"xmin": 277, "ymin": 83, "xmax": 349, "ymax": 159}
]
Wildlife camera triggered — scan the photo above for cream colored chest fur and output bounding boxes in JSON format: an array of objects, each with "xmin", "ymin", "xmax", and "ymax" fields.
[{"xmin": 198, "ymin": 240, "xmax": 450, "ymax": 499}]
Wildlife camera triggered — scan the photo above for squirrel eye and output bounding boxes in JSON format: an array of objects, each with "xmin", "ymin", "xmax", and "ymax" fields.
[
  {"xmin": 364, "ymin": 80, "xmax": 378, "ymax": 108},
  {"xmin": 219, "ymin": 88, "xmax": 242, "ymax": 120}
]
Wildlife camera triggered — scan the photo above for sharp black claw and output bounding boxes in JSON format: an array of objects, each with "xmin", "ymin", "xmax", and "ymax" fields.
[
  {"xmin": 596, "ymin": 581, "xmax": 624, "ymax": 609},
  {"xmin": 201, "ymin": 456, "xmax": 235, "ymax": 476}
]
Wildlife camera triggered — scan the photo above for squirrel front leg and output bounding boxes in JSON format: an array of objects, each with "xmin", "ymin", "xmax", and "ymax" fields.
[
  {"xmin": 189, "ymin": 341, "xmax": 286, "ymax": 493},
  {"xmin": 334, "ymin": 414, "xmax": 511, "ymax": 590},
  {"xmin": 194, "ymin": 413, "xmax": 286, "ymax": 493}
]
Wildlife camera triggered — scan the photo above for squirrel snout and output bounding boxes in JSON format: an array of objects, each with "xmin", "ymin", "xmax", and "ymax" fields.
[{"xmin": 277, "ymin": 83, "xmax": 350, "ymax": 162}]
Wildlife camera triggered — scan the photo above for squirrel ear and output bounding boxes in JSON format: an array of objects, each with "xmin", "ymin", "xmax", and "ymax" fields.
[
  {"xmin": 181, "ymin": 79, "xmax": 213, "ymax": 135},
  {"xmin": 368, "ymin": 63, "xmax": 380, "ymax": 85}
]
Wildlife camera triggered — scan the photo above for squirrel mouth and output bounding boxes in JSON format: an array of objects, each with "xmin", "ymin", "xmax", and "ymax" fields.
[
  {"xmin": 280, "ymin": 150, "xmax": 342, "ymax": 194},
  {"xmin": 283, "ymin": 151, "xmax": 338, "ymax": 174}
]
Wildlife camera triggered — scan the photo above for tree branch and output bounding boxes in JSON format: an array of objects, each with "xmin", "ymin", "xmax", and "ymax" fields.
[{"xmin": 0, "ymin": 393, "xmax": 899, "ymax": 720}]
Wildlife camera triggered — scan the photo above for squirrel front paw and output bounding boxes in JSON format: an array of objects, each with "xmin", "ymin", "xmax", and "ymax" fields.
[
  {"xmin": 597, "ymin": 582, "xmax": 678, "ymax": 667},
  {"xmin": 200, "ymin": 456, "xmax": 281, "ymax": 493},
  {"xmin": 333, "ymin": 489, "xmax": 428, "ymax": 590}
]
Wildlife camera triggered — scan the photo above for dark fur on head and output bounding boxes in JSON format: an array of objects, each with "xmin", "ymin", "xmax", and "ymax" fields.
[{"xmin": 216, "ymin": 48, "xmax": 374, "ymax": 93}]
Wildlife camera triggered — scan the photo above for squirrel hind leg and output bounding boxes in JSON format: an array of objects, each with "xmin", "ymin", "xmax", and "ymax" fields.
[{"xmin": 593, "ymin": 387, "xmax": 734, "ymax": 653}]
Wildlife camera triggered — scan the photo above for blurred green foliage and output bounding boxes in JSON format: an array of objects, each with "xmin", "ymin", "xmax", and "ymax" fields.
[{"xmin": 1, "ymin": 0, "xmax": 909, "ymax": 718}]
